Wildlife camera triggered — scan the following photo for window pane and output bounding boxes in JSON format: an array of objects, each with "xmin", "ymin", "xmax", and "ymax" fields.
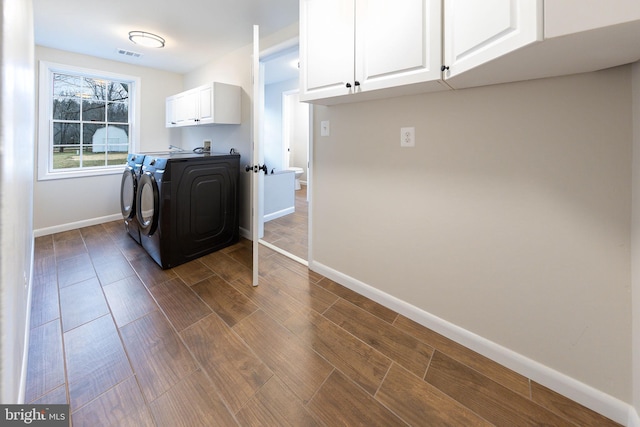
[
  {"xmin": 53, "ymin": 98, "xmax": 80, "ymax": 120},
  {"xmin": 53, "ymin": 122, "xmax": 80, "ymax": 146},
  {"xmin": 85, "ymin": 124, "xmax": 108, "ymax": 167},
  {"xmin": 53, "ymin": 74, "xmax": 80, "ymax": 97},
  {"xmin": 53, "ymin": 148, "xmax": 80, "ymax": 169},
  {"xmin": 107, "ymin": 101, "xmax": 128, "ymax": 122},
  {"xmin": 107, "ymin": 150, "xmax": 129, "ymax": 166},
  {"xmin": 88, "ymin": 124, "xmax": 127, "ymax": 151},
  {"xmin": 108, "ymin": 124, "xmax": 129, "ymax": 145},
  {"xmin": 108, "ymin": 82, "xmax": 129, "ymax": 102},
  {"xmin": 83, "ymin": 123, "xmax": 103, "ymax": 152},
  {"xmin": 82, "ymin": 100, "xmax": 105, "ymax": 121},
  {"xmin": 83, "ymin": 145, "xmax": 107, "ymax": 167},
  {"xmin": 82, "ymin": 77, "xmax": 106, "ymax": 100},
  {"xmin": 106, "ymin": 124, "xmax": 128, "ymax": 166}
]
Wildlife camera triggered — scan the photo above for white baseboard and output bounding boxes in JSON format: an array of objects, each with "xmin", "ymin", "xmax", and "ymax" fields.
[
  {"xmin": 264, "ymin": 206, "xmax": 295, "ymax": 222},
  {"xmin": 34, "ymin": 213, "xmax": 122, "ymax": 237},
  {"xmin": 309, "ymin": 259, "xmax": 634, "ymax": 426}
]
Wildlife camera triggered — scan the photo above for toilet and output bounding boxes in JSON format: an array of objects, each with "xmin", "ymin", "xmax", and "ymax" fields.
[{"xmin": 288, "ymin": 167, "xmax": 304, "ymax": 190}]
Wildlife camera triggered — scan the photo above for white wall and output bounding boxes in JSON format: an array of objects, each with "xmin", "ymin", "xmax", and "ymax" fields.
[
  {"xmin": 1, "ymin": 0, "xmax": 35, "ymax": 403},
  {"xmin": 33, "ymin": 47, "xmax": 183, "ymax": 233},
  {"xmin": 312, "ymin": 66, "xmax": 632, "ymax": 403}
]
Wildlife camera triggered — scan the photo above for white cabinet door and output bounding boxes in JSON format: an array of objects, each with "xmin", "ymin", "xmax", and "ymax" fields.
[
  {"xmin": 182, "ymin": 89, "xmax": 199, "ymax": 124},
  {"xmin": 166, "ymin": 96, "xmax": 177, "ymax": 127},
  {"xmin": 356, "ymin": 0, "xmax": 441, "ymax": 92},
  {"xmin": 300, "ymin": 0, "xmax": 355, "ymax": 102},
  {"xmin": 198, "ymin": 84, "xmax": 214, "ymax": 124},
  {"xmin": 443, "ymin": 0, "xmax": 542, "ymax": 80},
  {"xmin": 175, "ymin": 90, "xmax": 198, "ymax": 125},
  {"xmin": 174, "ymin": 93, "xmax": 187, "ymax": 125}
]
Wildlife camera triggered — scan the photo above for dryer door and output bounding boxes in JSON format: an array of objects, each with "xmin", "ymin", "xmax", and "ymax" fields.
[
  {"xmin": 120, "ymin": 167, "xmax": 137, "ymax": 219},
  {"xmin": 136, "ymin": 171, "xmax": 160, "ymax": 236}
]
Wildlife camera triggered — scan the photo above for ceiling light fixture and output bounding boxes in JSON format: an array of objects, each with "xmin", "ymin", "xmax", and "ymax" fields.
[{"xmin": 128, "ymin": 31, "xmax": 165, "ymax": 48}]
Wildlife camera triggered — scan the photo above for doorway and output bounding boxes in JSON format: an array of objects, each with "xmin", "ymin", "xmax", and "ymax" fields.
[
  {"xmin": 282, "ymin": 89, "xmax": 309, "ymax": 194},
  {"xmin": 259, "ymin": 43, "xmax": 311, "ymax": 264}
]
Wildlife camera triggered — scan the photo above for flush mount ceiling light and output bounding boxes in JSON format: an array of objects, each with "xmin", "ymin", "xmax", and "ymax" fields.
[{"xmin": 128, "ymin": 31, "xmax": 165, "ymax": 48}]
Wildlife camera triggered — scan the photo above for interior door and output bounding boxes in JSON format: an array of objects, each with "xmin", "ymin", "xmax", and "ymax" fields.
[{"xmin": 251, "ymin": 25, "xmax": 261, "ymax": 287}]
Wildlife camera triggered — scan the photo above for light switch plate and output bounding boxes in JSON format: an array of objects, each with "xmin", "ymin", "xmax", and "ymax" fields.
[{"xmin": 320, "ymin": 120, "xmax": 330, "ymax": 137}]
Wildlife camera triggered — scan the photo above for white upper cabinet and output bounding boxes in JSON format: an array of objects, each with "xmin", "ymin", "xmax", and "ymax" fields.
[
  {"xmin": 166, "ymin": 82, "xmax": 241, "ymax": 128},
  {"xmin": 300, "ymin": 0, "xmax": 640, "ymax": 98},
  {"xmin": 442, "ymin": 0, "xmax": 640, "ymax": 89},
  {"xmin": 300, "ymin": 0, "xmax": 444, "ymax": 104},
  {"xmin": 442, "ymin": 0, "xmax": 543, "ymax": 86}
]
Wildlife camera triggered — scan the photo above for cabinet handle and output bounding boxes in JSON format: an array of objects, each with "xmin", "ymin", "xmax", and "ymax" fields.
[
  {"xmin": 346, "ymin": 82, "xmax": 352, "ymax": 88},
  {"xmin": 441, "ymin": 65, "xmax": 450, "ymax": 72},
  {"xmin": 354, "ymin": 81, "xmax": 360, "ymax": 86}
]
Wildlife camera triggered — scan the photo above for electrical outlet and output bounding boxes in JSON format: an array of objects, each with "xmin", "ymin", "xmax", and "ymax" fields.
[{"xmin": 400, "ymin": 127, "xmax": 415, "ymax": 147}]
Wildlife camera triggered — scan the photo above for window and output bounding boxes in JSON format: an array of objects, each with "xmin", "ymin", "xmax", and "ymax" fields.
[{"xmin": 38, "ymin": 61, "xmax": 140, "ymax": 180}]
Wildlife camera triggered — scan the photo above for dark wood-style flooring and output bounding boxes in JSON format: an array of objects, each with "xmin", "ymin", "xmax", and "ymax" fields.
[{"xmin": 25, "ymin": 218, "xmax": 621, "ymax": 426}]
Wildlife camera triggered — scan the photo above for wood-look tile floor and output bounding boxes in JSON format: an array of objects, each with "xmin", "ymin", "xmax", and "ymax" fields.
[
  {"xmin": 263, "ymin": 186, "xmax": 308, "ymax": 260},
  {"xmin": 26, "ymin": 219, "xmax": 621, "ymax": 426}
]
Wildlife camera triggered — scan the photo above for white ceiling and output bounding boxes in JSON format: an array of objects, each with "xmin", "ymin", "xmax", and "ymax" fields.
[{"xmin": 33, "ymin": 0, "xmax": 300, "ymax": 74}]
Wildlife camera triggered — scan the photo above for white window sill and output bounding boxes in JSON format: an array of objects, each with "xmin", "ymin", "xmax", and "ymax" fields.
[{"xmin": 37, "ymin": 165, "xmax": 125, "ymax": 181}]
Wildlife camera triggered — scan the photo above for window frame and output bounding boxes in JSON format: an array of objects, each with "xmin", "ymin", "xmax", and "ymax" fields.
[{"xmin": 37, "ymin": 61, "xmax": 141, "ymax": 181}]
